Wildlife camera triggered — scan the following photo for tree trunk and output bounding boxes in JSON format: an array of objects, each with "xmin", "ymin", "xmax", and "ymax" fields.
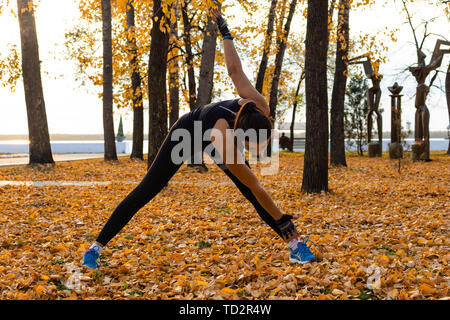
[
  {"xmin": 290, "ymin": 71, "xmax": 305, "ymax": 152},
  {"xmin": 169, "ymin": 5, "xmax": 180, "ymax": 128},
  {"xmin": 182, "ymin": 1, "xmax": 197, "ymax": 110},
  {"xmin": 269, "ymin": 0, "xmax": 297, "ymax": 122},
  {"xmin": 197, "ymin": 1, "xmax": 220, "ymax": 108},
  {"xmin": 255, "ymin": 0, "xmax": 278, "ymax": 93},
  {"xmin": 330, "ymin": 0, "xmax": 349, "ymax": 167},
  {"xmin": 446, "ymin": 63, "xmax": 450, "ymax": 154},
  {"xmin": 188, "ymin": 1, "xmax": 221, "ymax": 172},
  {"xmin": 328, "ymin": 0, "xmax": 337, "ymax": 30},
  {"xmin": 301, "ymin": 0, "xmax": 329, "ymax": 193},
  {"xmin": 101, "ymin": 0, "xmax": 117, "ymax": 161},
  {"xmin": 275, "ymin": 0, "xmax": 289, "ymax": 37},
  {"xmin": 127, "ymin": 0, "xmax": 144, "ymax": 160},
  {"xmin": 169, "ymin": 60, "xmax": 180, "ymax": 128},
  {"xmin": 267, "ymin": 0, "xmax": 297, "ymax": 156},
  {"xmin": 148, "ymin": 0, "xmax": 169, "ymax": 167},
  {"xmin": 17, "ymin": 0, "xmax": 54, "ymax": 166}
]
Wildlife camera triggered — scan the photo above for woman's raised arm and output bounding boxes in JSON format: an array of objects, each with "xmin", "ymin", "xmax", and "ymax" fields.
[{"xmin": 211, "ymin": 9, "xmax": 270, "ymax": 117}]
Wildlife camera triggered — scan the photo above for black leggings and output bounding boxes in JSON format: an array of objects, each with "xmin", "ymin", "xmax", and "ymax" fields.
[{"xmin": 96, "ymin": 114, "xmax": 282, "ymax": 246}]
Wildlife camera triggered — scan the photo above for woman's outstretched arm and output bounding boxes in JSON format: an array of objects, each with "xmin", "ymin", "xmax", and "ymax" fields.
[{"xmin": 211, "ymin": 119, "xmax": 300, "ymax": 242}]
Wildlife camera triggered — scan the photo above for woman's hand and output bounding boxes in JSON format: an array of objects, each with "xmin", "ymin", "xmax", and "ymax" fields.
[
  {"xmin": 276, "ymin": 214, "xmax": 300, "ymax": 242},
  {"xmin": 210, "ymin": 8, "xmax": 233, "ymax": 40}
]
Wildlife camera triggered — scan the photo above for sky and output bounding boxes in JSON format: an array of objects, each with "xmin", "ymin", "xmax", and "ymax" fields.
[{"xmin": 0, "ymin": 0, "xmax": 449, "ymax": 136}]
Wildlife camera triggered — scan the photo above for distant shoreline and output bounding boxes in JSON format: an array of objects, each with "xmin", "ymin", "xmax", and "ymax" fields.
[
  {"xmin": 0, "ymin": 134, "xmax": 136, "ymax": 141},
  {"xmin": 0, "ymin": 131, "xmax": 448, "ymax": 140}
]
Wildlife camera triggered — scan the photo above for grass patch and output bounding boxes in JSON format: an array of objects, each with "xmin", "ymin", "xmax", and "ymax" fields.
[
  {"xmin": 91, "ymin": 270, "xmax": 103, "ymax": 282},
  {"xmin": 197, "ymin": 240, "xmax": 212, "ymax": 248},
  {"xmin": 129, "ymin": 289, "xmax": 143, "ymax": 296},
  {"xmin": 212, "ymin": 207, "xmax": 229, "ymax": 214},
  {"xmin": 376, "ymin": 246, "xmax": 396, "ymax": 256},
  {"xmin": 50, "ymin": 259, "xmax": 66, "ymax": 266},
  {"xmin": 357, "ymin": 288, "xmax": 379, "ymax": 300}
]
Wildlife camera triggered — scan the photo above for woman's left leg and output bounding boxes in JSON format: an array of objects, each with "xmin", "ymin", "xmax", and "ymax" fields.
[{"xmin": 95, "ymin": 116, "xmax": 191, "ymax": 246}]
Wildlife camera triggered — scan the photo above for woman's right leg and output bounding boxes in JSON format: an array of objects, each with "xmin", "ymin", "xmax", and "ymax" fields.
[{"xmin": 95, "ymin": 116, "xmax": 191, "ymax": 246}]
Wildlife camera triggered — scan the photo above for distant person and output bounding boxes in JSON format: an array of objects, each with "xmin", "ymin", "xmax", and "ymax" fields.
[
  {"xmin": 279, "ymin": 132, "xmax": 291, "ymax": 150},
  {"xmin": 82, "ymin": 9, "xmax": 317, "ymax": 270}
]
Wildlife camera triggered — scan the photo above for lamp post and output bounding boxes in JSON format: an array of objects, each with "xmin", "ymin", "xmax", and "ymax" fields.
[{"xmin": 388, "ymin": 82, "xmax": 403, "ymax": 159}]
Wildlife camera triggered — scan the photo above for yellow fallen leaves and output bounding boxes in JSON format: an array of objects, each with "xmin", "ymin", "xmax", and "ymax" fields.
[
  {"xmin": 221, "ymin": 287, "xmax": 240, "ymax": 294},
  {"xmin": 0, "ymin": 152, "xmax": 448, "ymax": 300},
  {"xmin": 34, "ymin": 285, "xmax": 46, "ymax": 295},
  {"xmin": 377, "ymin": 255, "xmax": 390, "ymax": 267},
  {"xmin": 419, "ymin": 283, "xmax": 437, "ymax": 295}
]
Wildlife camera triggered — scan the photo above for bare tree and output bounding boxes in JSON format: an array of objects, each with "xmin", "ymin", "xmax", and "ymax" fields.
[
  {"xmin": 268, "ymin": 0, "xmax": 297, "ymax": 122},
  {"xmin": 330, "ymin": 0, "xmax": 350, "ymax": 167},
  {"xmin": 301, "ymin": 0, "xmax": 330, "ymax": 193},
  {"xmin": 289, "ymin": 70, "xmax": 305, "ymax": 151},
  {"xmin": 255, "ymin": 0, "xmax": 278, "ymax": 93},
  {"xmin": 181, "ymin": 0, "xmax": 197, "ymax": 111},
  {"xmin": 101, "ymin": 0, "xmax": 117, "ymax": 161},
  {"xmin": 17, "ymin": 0, "xmax": 54, "ymax": 165},
  {"xmin": 197, "ymin": 1, "xmax": 220, "ymax": 108},
  {"xmin": 169, "ymin": 5, "xmax": 180, "ymax": 128},
  {"xmin": 147, "ymin": 0, "xmax": 169, "ymax": 167},
  {"xmin": 266, "ymin": 0, "xmax": 297, "ymax": 156}
]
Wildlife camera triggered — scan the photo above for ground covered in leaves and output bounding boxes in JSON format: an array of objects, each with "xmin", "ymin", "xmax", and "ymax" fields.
[{"xmin": 0, "ymin": 152, "xmax": 448, "ymax": 300}]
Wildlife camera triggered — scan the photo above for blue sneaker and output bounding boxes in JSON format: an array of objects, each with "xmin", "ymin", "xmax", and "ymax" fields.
[
  {"xmin": 83, "ymin": 248, "xmax": 100, "ymax": 269},
  {"xmin": 289, "ymin": 237, "xmax": 317, "ymax": 264}
]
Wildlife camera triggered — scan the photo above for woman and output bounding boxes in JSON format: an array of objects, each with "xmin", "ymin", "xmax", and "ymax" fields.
[{"xmin": 83, "ymin": 10, "xmax": 316, "ymax": 269}]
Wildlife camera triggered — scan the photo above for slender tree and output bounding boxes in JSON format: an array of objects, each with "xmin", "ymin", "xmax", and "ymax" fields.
[
  {"xmin": 147, "ymin": 0, "xmax": 169, "ymax": 167},
  {"xmin": 17, "ymin": 0, "xmax": 54, "ymax": 165},
  {"xmin": 301, "ymin": 0, "xmax": 329, "ymax": 193},
  {"xmin": 168, "ymin": 5, "xmax": 180, "ymax": 128},
  {"xmin": 289, "ymin": 70, "xmax": 305, "ymax": 151},
  {"xmin": 344, "ymin": 75, "xmax": 369, "ymax": 156},
  {"xmin": 168, "ymin": 60, "xmax": 180, "ymax": 128},
  {"xmin": 330, "ymin": 0, "xmax": 350, "ymax": 166},
  {"xmin": 255, "ymin": 0, "xmax": 278, "ymax": 93},
  {"xmin": 266, "ymin": 0, "xmax": 297, "ymax": 156},
  {"xmin": 189, "ymin": 1, "xmax": 222, "ymax": 172},
  {"xmin": 268, "ymin": 0, "xmax": 297, "ymax": 123},
  {"xmin": 328, "ymin": 0, "xmax": 337, "ymax": 28},
  {"xmin": 197, "ymin": 1, "xmax": 220, "ymax": 108},
  {"xmin": 181, "ymin": 0, "xmax": 197, "ymax": 111},
  {"xmin": 101, "ymin": 0, "xmax": 117, "ymax": 161},
  {"xmin": 126, "ymin": 0, "xmax": 144, "ymax": 160}
]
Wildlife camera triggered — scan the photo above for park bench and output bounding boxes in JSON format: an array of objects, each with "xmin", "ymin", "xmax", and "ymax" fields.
[{"xmin": 279, "ymin": 136, "xmax": 306, "ymax": 150}]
